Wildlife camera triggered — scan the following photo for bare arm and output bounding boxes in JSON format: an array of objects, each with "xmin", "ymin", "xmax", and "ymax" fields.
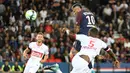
[
  {"xmin": 107, "ymin": 50, "xmax": 116, "ymax": 61},
  {"xmin": 107, "ymin": 50, "xmax": 120, "ymax": 68},
  {"xmin": 104, "ymin": 47, "xmax": 120, "ymax": 68},
  {"xmin": 23, "ymin": 47, "xmax": 30, "ymax": 58},
  {"xmin": 40, "ymin": 55, "xmax": 49, "ymax": 63}
]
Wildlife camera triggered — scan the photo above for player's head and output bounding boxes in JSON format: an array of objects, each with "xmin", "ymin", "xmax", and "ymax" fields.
[
  {"xmin": 72, "ymin": 3, "xmax": 82, "ymax": 14},
  {"xmin": 88, "ymin": 27, "xmax": 99, "ymax": 37},
  {"xmin": 36, "ymin": 32, "xmax": 44, "ymax": 43}
]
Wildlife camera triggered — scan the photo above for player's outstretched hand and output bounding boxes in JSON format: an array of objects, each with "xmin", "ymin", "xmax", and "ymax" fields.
[{"xmin": 113, "ymin": 60, "xmax": 120, "ymax": 68}]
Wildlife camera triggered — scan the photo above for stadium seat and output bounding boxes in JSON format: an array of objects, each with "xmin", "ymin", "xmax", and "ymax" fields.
[
  {"xmin": 55, "ymin": 59, "xmax": 62, "ymax": 62},
  {"xmin": 50, "ymin": 55, "xmax": 55, "ymax": 59},
  {"xmin": 48, "ymin": 59, "xmax": 56, "ymax": 62}
]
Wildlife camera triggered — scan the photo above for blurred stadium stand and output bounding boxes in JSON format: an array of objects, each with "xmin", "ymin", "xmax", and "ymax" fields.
[{"xmin": 0, "ymin": 0, "xmax": 130, "ymax": 73}]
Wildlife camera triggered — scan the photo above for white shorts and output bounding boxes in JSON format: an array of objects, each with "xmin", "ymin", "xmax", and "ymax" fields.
[
  {"xmin": 23, "ymin": 63, "xmax": 40, "ymax": 73},
  {"xmin": 70, "ymin": 54, "xmax": 92, "ymax": 73}
]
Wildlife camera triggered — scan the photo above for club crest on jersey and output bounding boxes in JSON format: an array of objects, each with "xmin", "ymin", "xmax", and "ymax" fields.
[{"xmin": 31, "ymin": 50, "xmax": 43, "ymax": 58}]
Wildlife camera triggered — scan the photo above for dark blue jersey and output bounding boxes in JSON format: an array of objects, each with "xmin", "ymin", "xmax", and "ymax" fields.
[{"xmin": 76, "ymin": 10, "xmax": 95, "ymax": 35}]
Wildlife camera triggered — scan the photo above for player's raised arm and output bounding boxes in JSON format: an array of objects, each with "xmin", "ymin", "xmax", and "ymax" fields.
[{"xmin": 23, "ymin": 47, "xmax": 31, "ymax": 58}]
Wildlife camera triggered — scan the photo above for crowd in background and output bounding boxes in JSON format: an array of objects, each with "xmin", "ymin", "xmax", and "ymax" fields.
[{"xmin": 0, "ymin": 0, "xmax": 130, "ymax": 65}]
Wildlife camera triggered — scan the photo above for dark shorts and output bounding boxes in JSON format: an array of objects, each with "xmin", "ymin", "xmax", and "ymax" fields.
[{"xmin": 73, "ymin": 40, "xmax": 81, "ymax": 52}]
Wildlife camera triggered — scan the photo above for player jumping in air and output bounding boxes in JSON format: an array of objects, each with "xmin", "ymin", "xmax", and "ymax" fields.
[
  {"xmin": 23, "ymin": 32, "xmax": 49, "ymax": 73},
  {"xmin": 69, "ymin": 3, "xmax": 97, "ymax": 55},
  {"xmin": 70, "ymin": 28, "xmax": 120, "ymax": 73},
  {"xmin": 72, "ymin": 3, "xmax": 96, "ymax": 35}
]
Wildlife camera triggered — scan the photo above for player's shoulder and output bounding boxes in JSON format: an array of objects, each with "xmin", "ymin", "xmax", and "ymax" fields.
[
  {"xmin": 82, "ymin": 10, "xmax": 94, "ymax": 16},
  {"xmin": 29, "ymin": 42, "xmax": 36, "ymax": 45},
  {"xmin": 89, "ymin": 37, "xmax": 105, "ymax": 43},
  {"xmin": 76, "ymin": 34, "xmax": 90, "ymax": 41},
  {"xmin": 76, "ymin": 34, "xmax": 88, "ymax": 38},
  {"xmin": 96, "ymin": 38, "xmax": 104, "ymax": 43},
  {"xmin": 96, "ymin": 38, "xmax": 107, "ymax": 46},
  {"xmin": 42, "ymin": 44, "xmax": 49, "ymax": 49},
  {"xmin": 76, "ymin": 34, "xmax": 88, "ymax": 36}
]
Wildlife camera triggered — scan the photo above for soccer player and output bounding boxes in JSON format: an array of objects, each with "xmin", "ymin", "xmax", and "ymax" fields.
[
  {"xmin": 70, "ymin": 3, "xmax": 97, "ymax": 54},
  {"xmin": 70, "ymin": 28, "xmax": 120, "ymax": 73},
  {"xmin": 72, "ymin": 3, "xmax": 96, "ymax": 35},
  {"xmin": 23, "ymin": 32, "xmax": 49, "ymax": 73}
]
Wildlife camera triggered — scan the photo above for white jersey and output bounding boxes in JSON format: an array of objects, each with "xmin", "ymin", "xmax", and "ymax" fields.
[
  {"xmin": 76, "ymin": 34, "xmax": 107, "ymax": 62},
  {"xmin": 27, "ymin": 42, "xmax": 49, "ymax": 65}
]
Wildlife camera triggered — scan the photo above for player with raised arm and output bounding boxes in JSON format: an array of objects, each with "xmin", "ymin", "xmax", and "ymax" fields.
[
  {"xmin": 23, "ymin": 32, "xmax": 49, "ymax": 73},
  {"xmin": 70, "ymin": 28, "xmax": 120, "ymax": 73}
]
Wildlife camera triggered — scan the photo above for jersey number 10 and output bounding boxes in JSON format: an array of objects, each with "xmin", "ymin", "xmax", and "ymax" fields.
[{"xmin": 86, "ymin": 16, "xmax": 95, "ymax": 24}]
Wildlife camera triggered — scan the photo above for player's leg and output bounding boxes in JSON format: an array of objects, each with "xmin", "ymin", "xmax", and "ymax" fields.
[
  {"xmin": 71, "ymin": 66, "xmax": 91, "ymax": 73},
  {"xmin": 71, "ymin": 54, "xmax": 91, "ymax": 73},
  {"xmin": 23, "ymin": 65, "xmax": 30, "ymax": 73},
  {"xmin": 70, "ymin": 55, "xmax": 82, "ymax": 73},
  {"xmin": 28, "ymin": 65, "xmax": 40, "ymax": 73}
]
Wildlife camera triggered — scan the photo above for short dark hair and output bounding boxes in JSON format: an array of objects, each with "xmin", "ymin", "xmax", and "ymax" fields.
[{"xmin": 89, "ymin": 28, "xmax": 99, "ymax": 37}]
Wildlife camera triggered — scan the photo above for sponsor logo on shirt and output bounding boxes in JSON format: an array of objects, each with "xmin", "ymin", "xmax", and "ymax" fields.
[
  {"xmin": 81, "ymin": 46, "xmax": 97, "ymax": 50},
  {"xmin": 31, "ymin": 50, "xmax": 43, "ymax": 58}
]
